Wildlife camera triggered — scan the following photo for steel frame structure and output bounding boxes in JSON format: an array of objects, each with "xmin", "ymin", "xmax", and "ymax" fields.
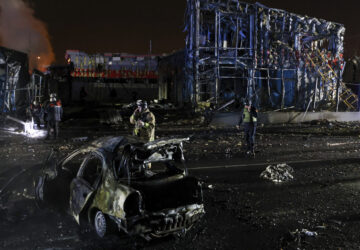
[{"xmin": 185, "ymin": 0, "xmax": 348, "ymax": 111}]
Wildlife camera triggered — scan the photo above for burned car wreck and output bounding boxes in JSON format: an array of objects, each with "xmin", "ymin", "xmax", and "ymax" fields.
[{"xmin": 35, "ymin": 136, "xmax": 204, "ymax": 239}]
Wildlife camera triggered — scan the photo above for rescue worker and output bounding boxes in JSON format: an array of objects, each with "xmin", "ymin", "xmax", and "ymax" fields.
[
  {"xmin": 45, "ymin": 94, "xmax": 63, "ymax": 139},
  {"xmin": 130, "ymin": 100, "xmax": 155, "ymax": 142},
  {"xmin": 237, "ymin": 99, "xmax": 258, "ymax": 157},
  {"xmin": 30, "ymin": 100, "xmax": 43, "ymax": 128}
]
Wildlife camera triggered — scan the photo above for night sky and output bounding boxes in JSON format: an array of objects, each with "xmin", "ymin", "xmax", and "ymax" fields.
[{"xmin": 30, "ymin": 0, "xmax": 360, "ymax": 64}]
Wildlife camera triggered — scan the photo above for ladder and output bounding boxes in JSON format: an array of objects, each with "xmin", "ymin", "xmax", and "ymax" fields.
[
  {"xmin": 276, "ymin": 40, "xmax": 358, "ymax": 110},
  {"xmin": 340, "ymin": 87, "xmax": 358, "ymax": 110},
  {"xmin": 308, "ymin": 49, "xmax": 358, "ymax": 111}
]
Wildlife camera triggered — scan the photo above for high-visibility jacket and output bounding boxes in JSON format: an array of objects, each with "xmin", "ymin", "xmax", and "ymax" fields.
[
  {"xmin": 243, "ymin": 107, "xmax": 257, "ymax": 123},
  {"xmin": 239, "ymin": 106, "xmax": 257, "ymax": 125},
  {"xmin": 130, "ymin": 109, "xmax": 155, "ymax": 142}
]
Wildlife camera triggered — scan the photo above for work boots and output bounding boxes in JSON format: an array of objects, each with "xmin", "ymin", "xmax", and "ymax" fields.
[{"xmin": 245, "ymin": 149, "xmax": 255, "ymax": 158}]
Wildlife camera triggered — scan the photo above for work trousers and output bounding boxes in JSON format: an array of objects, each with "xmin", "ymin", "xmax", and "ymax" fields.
[
  {"xmin": 33, "ymin": 115, "xmax": 41, "ymax": 128},
  {"xmin": 47, "ymin": 120, "xmax": 59, "ymax": 138},
  {"xmin": 244, "ymin": 122, "xmax": 257, "ymax": 151}
]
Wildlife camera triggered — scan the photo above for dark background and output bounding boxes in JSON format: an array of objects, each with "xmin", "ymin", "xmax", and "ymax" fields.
[{"xmin": 29, "ymin": 0, "xmax": 360, "ymax": 64}]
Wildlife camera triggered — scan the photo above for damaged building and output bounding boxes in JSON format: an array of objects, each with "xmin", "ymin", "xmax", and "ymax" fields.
[
  {"xmin": 29, "ymin": 69, "xmax": 45, "ymax": 105},
  {"xmin": 184, "ymin": 0, "xmax": 355, "ymax": 111},
  {"xmin": 342, "ymin": 56, "xmax": 360, "ymax": 106},
  {"xmin": 0, "ymin": 47, "xmax": 46, "ymax": 117},
  {"xmin": 0, "ymin": 46, "xmax": 29, "ymax": 114},
  {"xmin": 65, "ymin": 50, "xmax": 160, "ymax": 103},
  {"xmin": 158, "ymin": 50, "xmax": 186, "ymax": 106}
]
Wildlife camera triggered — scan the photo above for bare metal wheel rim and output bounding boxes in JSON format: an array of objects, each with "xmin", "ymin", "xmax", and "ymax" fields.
[{"xmin": 94, "ymin": 211, "xmax": 106, "ymax": 238}]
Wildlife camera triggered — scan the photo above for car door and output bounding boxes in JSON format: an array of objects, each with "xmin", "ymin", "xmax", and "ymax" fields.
[
  {"xmin": 70, "ymin": 152, "xmax": 104, "ymax": 223},
  {"xmin": 35, "ymin": 150, "xmax": 88, "ymax": 210}
]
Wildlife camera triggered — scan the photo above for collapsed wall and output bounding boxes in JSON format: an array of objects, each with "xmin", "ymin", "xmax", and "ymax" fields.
[{"xmin": 185, "ymin": 0, "xmax": 351, "ymax": 111}]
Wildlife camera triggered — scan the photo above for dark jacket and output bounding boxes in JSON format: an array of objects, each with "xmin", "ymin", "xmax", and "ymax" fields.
[
  {"xmin": 45, "ymin": 102, "xmax": 63, "ymax": 122},
  {"xmin": 30, "ymin": 104, "xmax": 43, "ymax": 118}
]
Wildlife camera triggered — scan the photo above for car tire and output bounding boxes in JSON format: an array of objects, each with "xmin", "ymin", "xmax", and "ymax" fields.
[{"xmin": 94, "ymin": 211, "xmax": 108, "ymax": 238}]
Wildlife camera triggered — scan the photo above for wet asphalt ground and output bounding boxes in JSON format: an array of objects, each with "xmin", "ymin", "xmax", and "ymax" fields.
[{"xmin": 1, "ymin": 118, "xmax": 360, "ymax": 249}]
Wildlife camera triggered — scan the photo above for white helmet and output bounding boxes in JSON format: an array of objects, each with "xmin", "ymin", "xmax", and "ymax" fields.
[{"xmin": 50, "ymin": 93, "xmax": 57, "ymax": 102}]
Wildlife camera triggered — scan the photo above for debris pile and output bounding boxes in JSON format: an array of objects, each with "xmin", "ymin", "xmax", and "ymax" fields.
[
  {"xmin": 72, "ymin": 137, "xmax": 88, "ymax": 142},
  {"xmin": 149, "ymin": 102, "xmax": 176, "ymax": 110},
  {"xmin": 281, "ymin": 228, "xmax": 318, "ymax": 248},
  {"xmin": 99, "ymin": 109, "xmax": 123, "ymax": 125},
  {"xmin": 260, "ymin": 163, "xmax": 294, "ymax": 183}
]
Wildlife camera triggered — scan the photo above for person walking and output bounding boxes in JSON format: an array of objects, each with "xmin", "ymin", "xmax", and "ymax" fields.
[
  {"xmin": 237, "ymin": 99, "xmax": 258, "ymax": 157},
  {"xmin": 45, "ymin": 94, "xmax": 63, "ymax": 139}
]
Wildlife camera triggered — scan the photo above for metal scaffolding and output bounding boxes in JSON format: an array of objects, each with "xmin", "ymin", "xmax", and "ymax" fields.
[{"xmin": 185, "ymin": 0, "xmax": 352, "ymax": 111}]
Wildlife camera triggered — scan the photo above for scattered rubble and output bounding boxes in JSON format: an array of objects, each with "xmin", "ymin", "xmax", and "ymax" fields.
[
  {"xmin": 149, "ymin": 101, "xmax": 176, "ymax": 110},
  {"xmin": 72, "ymin": 137, "xmax": 88, "ymax": 142},
  {"xmin": 281, "ymin": 228, "xmax": 318, "ymax": 248},
  {"xmin": 99, "ymin": 109, "xmax": 123, "ymax": 125},
  {"xmin": 260, "ymin": 163, "xmax": 294, "ymax": 183}
]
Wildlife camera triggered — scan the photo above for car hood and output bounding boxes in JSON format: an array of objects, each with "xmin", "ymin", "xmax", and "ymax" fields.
[{"xmin": 142, "ymin": 137, "xmax": 189, "ymax": 164}]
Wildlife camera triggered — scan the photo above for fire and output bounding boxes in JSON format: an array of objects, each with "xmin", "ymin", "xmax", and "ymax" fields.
[{"xmin": 0, "ymin": 0, "xmax": 55, "ymax": 72}]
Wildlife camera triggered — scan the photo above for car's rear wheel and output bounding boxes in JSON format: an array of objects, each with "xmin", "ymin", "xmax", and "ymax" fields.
[{"xmin": 94, "ymin": 211, "xmax": 107, "ymax": 238}]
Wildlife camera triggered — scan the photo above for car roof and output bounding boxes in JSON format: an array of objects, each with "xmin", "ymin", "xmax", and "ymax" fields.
[
  {"xmin": 67, "ymin": 136, "xmax": 188, "ymax": 162},
  {"xmin": 88, "ymin": 136, "xmax": 142, "ymax": 153}
]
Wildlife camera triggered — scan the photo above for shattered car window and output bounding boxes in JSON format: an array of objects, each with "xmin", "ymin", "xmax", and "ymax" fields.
[
  {"xmin": 81, "ymin": 156, "xmax": 103, "ymax": 187},
  {"xmin": 62, "ymin": 151, "xmax": 87, "ymax": 177},
  {"xmin": 114, "ymin": 148, "xmax": 132, "ymax": 181}
]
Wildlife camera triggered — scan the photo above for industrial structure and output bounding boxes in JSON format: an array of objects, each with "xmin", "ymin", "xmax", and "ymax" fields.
[
  {"xmin": 158, "ymin": 50, "xmax": 185, "ymax": 105},
  {"xmin": 65, "ymin": 50, "xmax": 160, "ymax": 103},
  {"xmin": 185, "ymin": 0, "xmax": 357, "ymax": 111},
  {"xmin": 0, "ymin": 47, "xmax": 29, "ymax": 114}
]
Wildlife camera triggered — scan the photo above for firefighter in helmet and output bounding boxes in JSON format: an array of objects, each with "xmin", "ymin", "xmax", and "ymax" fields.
[
  {"xmin": 30, "ymin": 100, "xmax": 43, "ymax": 128},
  {"xmin": 45, "ymin": 93, "xmax": 63, "ymax": 139},
  {"xmin": 130, "ymin": 100, "xmax": 155, "ymax": 142}
]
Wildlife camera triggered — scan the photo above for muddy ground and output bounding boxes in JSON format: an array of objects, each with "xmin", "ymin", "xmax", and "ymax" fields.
[{"xmin": 1, "ymin": 110, "xmax": 360, "ymax": 249}]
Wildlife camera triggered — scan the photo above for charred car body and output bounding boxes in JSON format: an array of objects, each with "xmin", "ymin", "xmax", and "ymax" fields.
[{"xmin": 35, "ymin": 136, "xmax": 204, "ymax": 239}]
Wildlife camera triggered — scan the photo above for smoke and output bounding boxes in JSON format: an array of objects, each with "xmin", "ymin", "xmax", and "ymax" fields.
[{"xmin": 0, "ymin": 0, "xmax": 55, "ymax": 71}]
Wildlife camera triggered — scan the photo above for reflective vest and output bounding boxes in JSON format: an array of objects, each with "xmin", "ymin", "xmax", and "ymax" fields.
[{"xmin": 243, "ymin": 107, "xmax": 257, "ymax": 123}]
